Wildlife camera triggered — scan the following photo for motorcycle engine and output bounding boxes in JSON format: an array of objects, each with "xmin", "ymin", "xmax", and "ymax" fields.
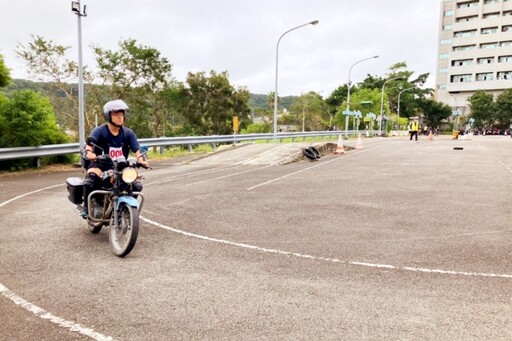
[{"xmin": 91, "ymin": 199, "xmax": 104, "ymax": 219}]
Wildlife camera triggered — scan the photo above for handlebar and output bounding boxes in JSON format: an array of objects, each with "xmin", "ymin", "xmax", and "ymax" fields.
[
  {"xmin": 137, "ymin": 162, "xmax": 151, "ymax": 170},
  {"xmin": 83, "ymin": 150, "xmax": 150, "ymax": 169}
]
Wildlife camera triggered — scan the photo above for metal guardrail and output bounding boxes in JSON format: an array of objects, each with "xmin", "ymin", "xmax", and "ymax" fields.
[{"xmin": 0, "ymin": 131, "xmax": 350, "ymax": 161}]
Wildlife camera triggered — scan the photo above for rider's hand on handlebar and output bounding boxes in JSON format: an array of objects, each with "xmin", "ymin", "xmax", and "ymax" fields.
[
  {"xmin": 138, "ymin": 159, "xmax": 150, "ymax": 169},
  {"xmin": 85, "ymin": 150, "xmax": 98, "ymax": 161}
]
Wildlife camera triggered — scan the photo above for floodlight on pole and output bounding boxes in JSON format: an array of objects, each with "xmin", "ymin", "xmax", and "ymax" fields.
[
  {"xmin": 273, "ymin": 20, "xmax": 319, "ymax": 143},
  {"xmin": 71, "ymin": 1, "xmax": 87, "ymax": 149},
  {"xmin": 378, "ymin": 75, "xmax": 404, "ymax": 135},
  {"xmin": 345, "ymin": 55, "xmax": 378, "ymax": 138}
]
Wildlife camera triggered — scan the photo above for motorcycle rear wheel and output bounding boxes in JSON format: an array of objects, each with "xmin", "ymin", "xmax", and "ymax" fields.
[{"xmin": 109, "ymin": 203, "xmax": 139, "ymax": 257}]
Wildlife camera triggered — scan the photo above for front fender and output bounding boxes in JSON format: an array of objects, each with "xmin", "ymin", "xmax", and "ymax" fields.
[{"xmin": 116, "ymin": 196, "xmax": 140, "ymax": 210}]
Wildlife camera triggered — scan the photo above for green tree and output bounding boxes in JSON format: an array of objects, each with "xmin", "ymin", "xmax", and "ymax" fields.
[
  {"xmin": 16, "ymin": 35, "xmax": 86, "ymax": 130},
  {"xmin": 416, "ymin": 98, "xmax": 452, "ymax": 130},
  {"xmin": 333, "ymin": 88, "xmax": 382, "ymax": 131},
  {"xmin": 0, "ymin": 90, "xmax": 68, "ymax": 147},
  {"xmin": 493, "ymin": 89, "xmax": 512, "ymax": 129},
  {"xmin": 468, "ymin": 90, "xmax": 495, "ymax": 128},
  {"xmin": 178, "ymin": 70, "xmax": 251, "ymax": 135},
  {"xmin": 325, "ymin": 85, "xmax": 349, "ymax": 110},
  {"xmin": 93, "ymin": 39, "xmax": 176, "ymax": 138},
  {"xmin": 0, "ymin": 54, "xmax": 11, "ymax": 87},
  {"xmin": 289, "ymin": 92, "xmax": 327, "ymax": 131},
  {"xmin": 357, "ymin": 62, "xmax": 433, "ymax": 119},
  {"xmin": 241, "ymin": 122, "xmax": 271, "ymax": 134}
]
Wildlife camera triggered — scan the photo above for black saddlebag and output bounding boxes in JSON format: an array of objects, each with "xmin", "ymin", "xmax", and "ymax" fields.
[{"xmin": 66, "ymin": 177, "xmax": 83, "ymax": 205}]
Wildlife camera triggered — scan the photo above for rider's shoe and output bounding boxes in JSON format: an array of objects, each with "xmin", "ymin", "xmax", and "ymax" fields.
[{"xmin": 80, "ymin": 208, "xmax": 88, "ymax": 219}]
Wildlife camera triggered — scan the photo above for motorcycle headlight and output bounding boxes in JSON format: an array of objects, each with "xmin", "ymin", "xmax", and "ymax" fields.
[{"xmin": 122, "ymin": 168, "xmax": 138, "ymax": 184}]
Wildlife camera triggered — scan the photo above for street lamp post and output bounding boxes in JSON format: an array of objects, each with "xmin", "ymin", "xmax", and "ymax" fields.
[
  {"xmin": 450, "ymin": 94, "xmax": 461, "ymax": 133},
  {"xmin": 71, "ymin": 1, "xmax": 87, "ymax": 149},
  {"xmin": 378, "ymin": 75, "xmax": 404, "ymax": 135},
  {"xmin": 397, "ymin": 87, "xmax": 414, "ymax": 118},
  {"xmin": 450, "ymin": 94, "xmax": 459, "ymax": 114},
  {"xmin": 345, "ymin": 55, "xmax": 379, "ymax": 138},
  {"xmin": 273, "ymin": 20, "xmax": 319, "ymax": 143}
]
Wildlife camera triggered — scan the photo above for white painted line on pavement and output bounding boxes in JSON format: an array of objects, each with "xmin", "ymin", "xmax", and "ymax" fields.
[
  {"xmin": 0, "ymin": 183, "xmax": 113, "ymax": 340},
  {"xmin": 246, "ymin": 148, "xmax": 372, "ymax": 191},
  {"xmin": 184, "ymin": 164, "xmax": 273, "ymax": 187},
  {"xmin": 0, "ymin": 283, "xmax": 113, "ymax": 341},
  {"xmin": 0, "ymin": 184, "xmax": 63, "ymax": 208},
  {"xmin": 141, "ymin": 216, "xmax": 512, "ymax": 279},
  {"xmin": 145, "ymin": 164, "xmax": 240, "ymax": 186}
]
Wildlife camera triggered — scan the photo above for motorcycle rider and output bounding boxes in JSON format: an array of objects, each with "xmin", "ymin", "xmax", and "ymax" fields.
[{"xmin": 81, "ymin": 99, "xmax": 149, "ymax": 218}]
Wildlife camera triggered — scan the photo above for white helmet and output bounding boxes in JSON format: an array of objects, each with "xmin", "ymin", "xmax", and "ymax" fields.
[{"xmin": 102, "ymin": 99, "xmax": 129, "ymax": 121}]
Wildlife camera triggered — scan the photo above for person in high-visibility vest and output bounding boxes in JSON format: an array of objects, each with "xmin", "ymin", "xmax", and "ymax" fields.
[{"xmin": 408, "ymin": 119, "xmax": 419, "ymax": 142}]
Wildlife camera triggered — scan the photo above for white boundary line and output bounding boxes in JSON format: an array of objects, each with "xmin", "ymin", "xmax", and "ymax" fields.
[
  {"xmin": 0, "ymin": 184, "xmax": 114, "ymax": 340},
  {"xmin": 0, "ymin": 184, "xmax": 63, "ymax": 208},
  {"xmin": 0, "ymin": 283, "xmax": 113, "ymax": 341},
  {"xmin": 145, "ymin": 164, "xmax": 239, "ymax": 186},
  {"xmin": 140, "ymin": 216, "xmax": 512, "ymax": 279},
  {"xmin": 246, "ymin": 148, "xmax": 371, "ymax": 191}
]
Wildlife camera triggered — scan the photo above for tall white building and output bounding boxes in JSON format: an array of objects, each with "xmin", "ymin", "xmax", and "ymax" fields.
[{"xmin": 435, "ymin": 0, "xmax": 512, "ymax": 115}]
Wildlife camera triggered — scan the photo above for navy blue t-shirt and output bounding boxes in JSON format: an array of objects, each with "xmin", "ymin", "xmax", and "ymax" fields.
[{"xmin": 89, "ymin": 124, "xmax": 140, "ymax": 161}]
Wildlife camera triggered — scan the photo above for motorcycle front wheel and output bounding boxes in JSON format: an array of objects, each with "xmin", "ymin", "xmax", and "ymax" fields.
[{"xmin": 109, "ymin": 203, "xmax": 139, "ymax": 257}]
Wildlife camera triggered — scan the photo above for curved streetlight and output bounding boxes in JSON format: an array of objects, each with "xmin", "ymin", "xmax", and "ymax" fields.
[
  {"xmin": 450, "ymin": 93, "xmax": 459, "ymax": 114},
  {"xmin": 345, "ymin": 55, "xmax": 379, "ymax": 137},
  {"xmin": 71, "ymin": 1, "xmax": 87, "ymax": 149},
  {"xmin": 273, "ymin": 20, "xmax": 319, "ymax": 143},
  {"xmin": 397, "ymin": 87, "xmax": 414, "ymax": 118},
  {"xmin": 378, "ymin": 75, "xmax": 404, "ymax": 135}
]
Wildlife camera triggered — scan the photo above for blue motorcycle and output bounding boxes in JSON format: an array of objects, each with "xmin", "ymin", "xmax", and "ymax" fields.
[{"xmin": 66, "ymin": 146, "xmax": 148, "ymax": 257}]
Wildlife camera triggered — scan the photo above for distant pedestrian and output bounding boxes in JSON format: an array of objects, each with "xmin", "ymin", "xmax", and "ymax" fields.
[{"xmin": 408, "ymin": 119, "xmax": 419, "ymax": 142}]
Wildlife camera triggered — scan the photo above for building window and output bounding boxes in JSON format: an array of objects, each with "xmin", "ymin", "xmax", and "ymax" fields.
[
  {"xmin": 476, "ymin": 73, "xmax": 494, "ymax": 81},
  {"xmin": 456, "ymin": 15, "xmax": 479, "ymax": 22},
  {"xmin": 498, "ymin": 55, "xmax": 512, "ymax": 62},
  {"xmin": 454, "ymin": 30, "xmax": 477, "ymax": 37},
  {"xmin": 502, "ymin": 25, "xmax": 512, "ymax": 32},
  {"xmin": 444, "ymin": 10, "xmax": 455, "ymax": 16},
  {"xmin": 453, "ymin": 45, "xmax": 476, "ymax": 51},
  {"xmin": 481, "ymin": 27, "xmax": 498, "ymax": 34},
  {"xmin": 484, "ymin": 0, "xmax": 500, "ymax": 3},
  {"xmin": 483, "ymin": 12, "xmax": 500, "ymax": 19},
  {"xmin": 441, "ymin": 39, "xmax": 452, "ymax": 45},
  {"xmin": 451, "ymin": 75, "xmax": 472, "ymax": 83},
  {"xmin": 500, "ymin": 41, "xmax": 512, "ymax": 47},
  {"xmin": 439, "ymin": 67, "xmax": 449, "ymax": 74},
  {"xmin": 439, "ymin": 84, "xmax": 447, "ymax": 90},
  {"xmin": 452, "ymin": 59, "xmax": 473, "ymax": 66},
  {"xmin": 480, "ymin": 42, "xmax": 498, "ymax": 49},
  {"xmin": 458, "ymin": 1, "xmax": 479, "ymax": 8},
  {"xmin": 477, "ymin": 57, "xmax": 495, "ymax": 64},
  {"xmin": 451, "ymin": 74, "xmax": 472, "ymax": 83},
  {"xmin": 497, "ymin": 71, "xmax": 512, "ymax": 79},
  {"xmin": 440, "ymin": 53, "xmax": 450, "ymax": 59},
  {"xmin": 443, "ymin": 24, "xmax": 453, "ymax": 30}
]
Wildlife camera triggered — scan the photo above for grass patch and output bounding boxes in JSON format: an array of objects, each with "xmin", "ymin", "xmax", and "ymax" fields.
[{"xmin": 145, "ymin": 144, "xmax": 214, "ymax": 160}]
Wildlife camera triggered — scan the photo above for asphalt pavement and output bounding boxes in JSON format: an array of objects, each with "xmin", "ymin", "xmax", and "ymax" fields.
[{"xmin": 1, "ymin": 134, "xmax": 512, "ymax": 340}]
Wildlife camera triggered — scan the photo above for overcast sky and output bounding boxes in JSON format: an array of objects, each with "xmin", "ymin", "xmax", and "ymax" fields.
[{"xmin": 1, "ymin": 0, "xmax": 441, "ymax": 97}]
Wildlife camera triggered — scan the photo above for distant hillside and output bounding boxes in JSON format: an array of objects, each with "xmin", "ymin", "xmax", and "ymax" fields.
[
  {"xmin": 3, "ymin": 79, "xmax": 297, "ymax": 111},
  {"xmin": 249, "ymin": 93, "xmax": 296, "ymax": 111}
]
